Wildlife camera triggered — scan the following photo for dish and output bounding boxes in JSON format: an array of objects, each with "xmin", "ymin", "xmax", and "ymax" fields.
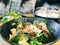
[
  {"xmin": 0, "ymin": 10, "xmax": 22, "ymax": 26},
  {"xmin": 34, "ymin": 7, "xmax": 60, "ymax": 19},
  {"xmin": 1, "ymin": 17, "xmax": 60, "ymax": 45}
]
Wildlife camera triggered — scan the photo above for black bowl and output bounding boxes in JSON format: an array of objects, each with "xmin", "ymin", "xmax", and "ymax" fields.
[{"xmin": 0, "ymin": 17, "xmax": 60, "ymax": 45}]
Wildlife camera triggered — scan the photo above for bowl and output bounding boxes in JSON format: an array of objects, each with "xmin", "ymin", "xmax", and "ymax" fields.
[
  {"xmin": 0, "ymin": 17, "xmax": 60, "ymax": 45},
  {"xmin": 34, "ymin": 7, "xmax": 60, "ymax": 20}
]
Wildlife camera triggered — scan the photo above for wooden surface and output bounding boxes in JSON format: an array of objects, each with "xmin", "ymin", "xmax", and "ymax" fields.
[
  {"xmin": 53, "ymin": 40, "xmax": 60, "ymax": 45},
  {"xmin": 23, "ymin": 14, "xmax": 34, "ymax": 17},
  {"xmin": 0, "ymin": 14, "xmax": 60, "ymax": 45}
]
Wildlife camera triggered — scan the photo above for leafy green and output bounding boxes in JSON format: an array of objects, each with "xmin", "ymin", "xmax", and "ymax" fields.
[
  {"xmin": 30, "ymin": 38, "xmax": 43, "ymax": 45},
  {"xmin": 14, "ymin": 34, "xmax": 20, "ymax": 43},
  {"xmin": 9, "ymin": 37, "xmax": 15, "ymax": 42},
  {"xmin": 37, "ymin": 32, "xmax": 56, "ymax": 44},
  {"xmin": 2, "ymin": 16, "xmax": 8, "ymax": 22},
  {"xmin": 37, "ymin": 33, "xmax": 48, "ymax": 43},
  {"xmin": 1, "ymin": 10, "xmax": 22, "ymax": 23},
  {"xmin": 9, "ymin": 34, "xmax": 20, "ymax": 44},
  {"xmin": 9, "ymin": 10, "xmax": 22, "ymax": 17}
]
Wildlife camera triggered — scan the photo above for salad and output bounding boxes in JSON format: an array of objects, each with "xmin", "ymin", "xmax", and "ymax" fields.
[
  {"xmin": 9, "ymin": 20, "xmax": 56, "ymax": 45},
  {"xmin": 0, "ymin": 10, "xmax": 22, "ymax": 26}
]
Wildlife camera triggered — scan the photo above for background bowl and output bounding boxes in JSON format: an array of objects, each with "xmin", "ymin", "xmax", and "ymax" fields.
[
  {"xmin": 34, "ymin": 7, "xmax": 60, "ymax": 23},
  {"xmin": 0, "ymin": 17, "xmax": 60, "ymax": 45}
]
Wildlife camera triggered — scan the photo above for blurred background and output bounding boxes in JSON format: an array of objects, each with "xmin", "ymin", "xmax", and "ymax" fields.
[{"xmin": 0, "ymin": 0, "xmax": 60, "ymax": 16}]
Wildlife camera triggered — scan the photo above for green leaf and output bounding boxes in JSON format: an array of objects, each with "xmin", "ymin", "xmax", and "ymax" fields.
[
  {"xmin": 30, "ymin": 41, "xmax": 34, "ymax": 45},
  {"xmin": 2, "ymin": 17, "xmax": 8, "ymax": 22},
  {"xmin": 30, "ymin": 37, "xmax": 43, "ymax": 45},
  {"xmin": 37, "ymin": 33, "xmax": 48, "ymax": 43},
  {"xmin": 9, "ymin": 37, "xmax": 15, "ymax": 42},
  {"xmin": 14, "ymin": 34, "xmax": 20, "ymax": 43},
  {"xmin": 9, "ymin": 34, "xmax": 20, "ymax": 43}
]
